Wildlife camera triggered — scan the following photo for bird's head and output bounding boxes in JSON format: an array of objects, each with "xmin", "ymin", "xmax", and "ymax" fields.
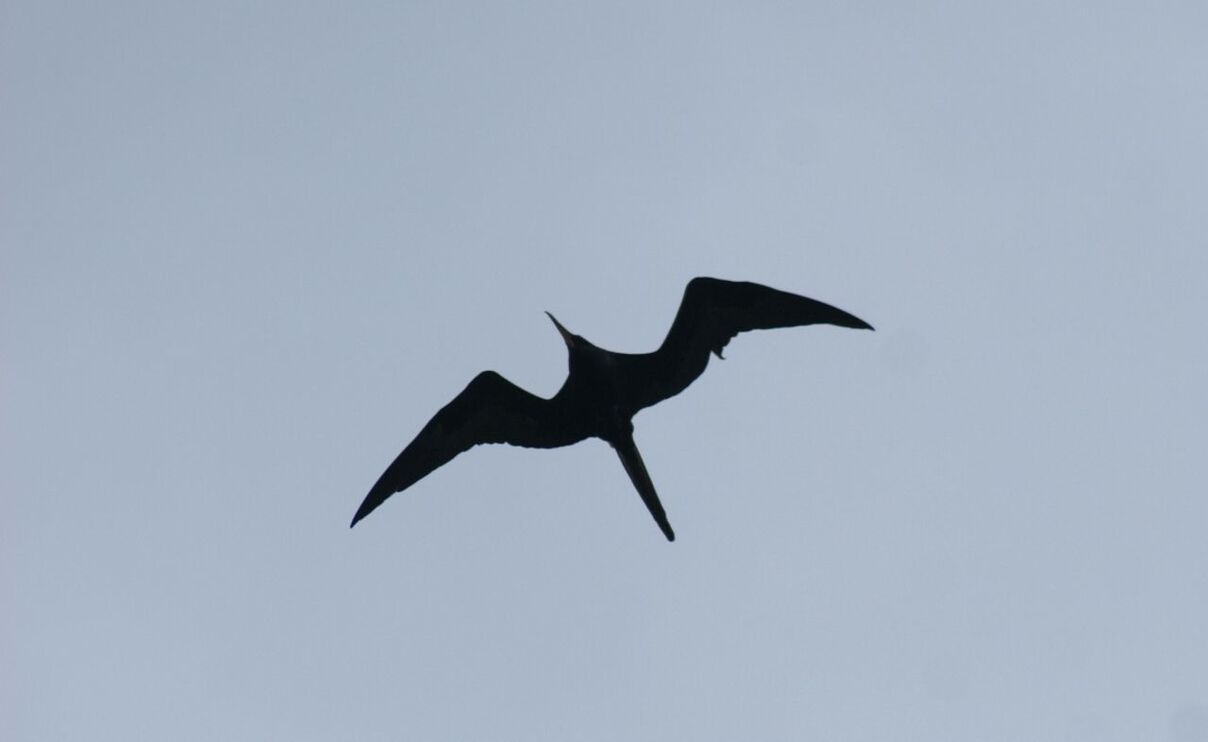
[{"xmin": 545, "ymin": 311, "xmax": 577, "ymax": 350}]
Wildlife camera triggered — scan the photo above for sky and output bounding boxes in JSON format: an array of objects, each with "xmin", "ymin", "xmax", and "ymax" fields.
[{"xmin": 3, "ymin": 2, "xmax": 1207, "ymax": 740}]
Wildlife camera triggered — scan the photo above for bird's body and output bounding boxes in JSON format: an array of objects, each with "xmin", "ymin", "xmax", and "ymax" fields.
[{"xmin": 351, "ymin": 277, "xmax": 873, "ymax": 541}]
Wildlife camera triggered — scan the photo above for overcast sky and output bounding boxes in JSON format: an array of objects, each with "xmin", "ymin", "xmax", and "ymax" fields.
[{"xmin": 4, "ymin": 2, "xmax": 1207, "ymax": 740}]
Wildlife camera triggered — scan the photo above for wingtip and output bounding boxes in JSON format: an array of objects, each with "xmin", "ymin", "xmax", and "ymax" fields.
[
  {"xmin": 825, "ymin": 304, "xmax": 874, "ymax": 332},
  {"xmin": 350, "ymin": 491, "xmax": 384, "ymax": 529},
  {"xmin": 843, "ymin": 312, "xmax": 874, "ymax": 331}
]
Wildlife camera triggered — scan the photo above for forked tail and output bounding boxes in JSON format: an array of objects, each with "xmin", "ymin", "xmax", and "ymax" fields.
[{"xmin": 612, "ymin": 434, "xmax": 676, "ymax": 542}]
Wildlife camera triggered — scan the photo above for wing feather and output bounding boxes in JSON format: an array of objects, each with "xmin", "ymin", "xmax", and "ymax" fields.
[
  {"xmin": 350, "ymin": 370, "xmax": 574, "ymax": 527},
  {"xmin": 627, "ymin": 277, "xmax": 873, "ymax": 411}
]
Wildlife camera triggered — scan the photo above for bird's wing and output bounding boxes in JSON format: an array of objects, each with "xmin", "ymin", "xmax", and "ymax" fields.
[
  {"xmin": 351, "ymin": 370, "xmax": 574, "ymax": 527},
  {"xmin": 627, "ymin": 277, "xmax": 873, "ymax": 411}
]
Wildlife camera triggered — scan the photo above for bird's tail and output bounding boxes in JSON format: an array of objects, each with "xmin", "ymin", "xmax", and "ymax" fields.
[{"xmin": 612, "ymin": 434, "xmax": 676, "ymax": 542}]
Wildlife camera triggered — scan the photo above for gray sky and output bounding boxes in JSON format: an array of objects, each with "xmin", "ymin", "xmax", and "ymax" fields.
[{"xmin": 4, "ymin": 2, "xmax": 1207, "ymax": 740}]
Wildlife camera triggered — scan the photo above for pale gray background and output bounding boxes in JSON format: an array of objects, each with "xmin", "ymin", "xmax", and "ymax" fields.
[{"xmin": 3, "ymin": 2, "xmax": 1206, "ymax": 740}]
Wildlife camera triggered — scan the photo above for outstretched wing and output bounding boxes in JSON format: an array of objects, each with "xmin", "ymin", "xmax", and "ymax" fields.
[
  {"xmin": 351, "ymin": 370, "xmax": 578, "ymax": 527},
  {"xmin": 626, "ymin": 277, "xmax": 873, "ymax": 411}
]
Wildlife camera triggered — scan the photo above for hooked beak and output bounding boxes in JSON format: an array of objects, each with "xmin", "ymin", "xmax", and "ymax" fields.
[{"xmin": 545, "ymin": 311, "xmax": 575, "ymax": 348}]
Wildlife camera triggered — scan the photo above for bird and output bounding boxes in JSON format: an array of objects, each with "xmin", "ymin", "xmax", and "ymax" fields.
[{"xmin": 350, "ymin": 277, "xmax": 873, "ymax": 541}]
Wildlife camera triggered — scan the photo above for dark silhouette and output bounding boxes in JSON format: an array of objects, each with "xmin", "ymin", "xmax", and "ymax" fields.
[{"xmin": 351, "ymin": 277, "xmax": 873, "ymax": 540}]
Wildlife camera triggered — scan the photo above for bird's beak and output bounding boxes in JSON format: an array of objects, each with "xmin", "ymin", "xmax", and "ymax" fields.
[{"xmin": 545, "ymin": 311, "xmax": 575, "ymax": 348}]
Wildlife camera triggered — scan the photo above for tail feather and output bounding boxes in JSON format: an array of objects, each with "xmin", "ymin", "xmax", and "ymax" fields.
[{"xmin": 612, "ymin": 434, "xmax": 675, "ymax": 542}]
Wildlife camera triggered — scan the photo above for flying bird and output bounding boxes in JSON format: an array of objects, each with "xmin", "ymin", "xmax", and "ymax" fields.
[{"xmin": 351, "ymin": 277, "xmax": 873, "ymax": 541}]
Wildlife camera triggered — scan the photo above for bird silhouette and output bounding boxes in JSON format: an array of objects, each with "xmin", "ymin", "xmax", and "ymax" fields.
[{"xmin": 351, "ymin": 277, "xmax": 873, "ymax": 541}]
